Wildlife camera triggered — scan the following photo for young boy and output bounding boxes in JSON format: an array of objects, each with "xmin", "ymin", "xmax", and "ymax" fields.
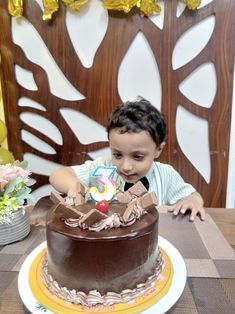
[{"xmin": 49, "ymin": 97, "xmax": 205, "ymax": 222}]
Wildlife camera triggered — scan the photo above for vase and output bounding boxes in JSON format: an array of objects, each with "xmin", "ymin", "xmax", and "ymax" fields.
[{"xmin": 0, "ymin": 208, "xmax": 30, "ymax": 246}]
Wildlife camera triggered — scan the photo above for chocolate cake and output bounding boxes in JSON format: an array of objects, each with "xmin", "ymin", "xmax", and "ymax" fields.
[{"xmin": 44, "ymin": 182, "xmax": 163, "ymax": 306}]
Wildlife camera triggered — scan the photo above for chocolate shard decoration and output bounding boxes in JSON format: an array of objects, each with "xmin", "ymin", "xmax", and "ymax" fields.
[
  {"xmin": 118, "ymin": 181, "xmax": 148, "ymax": 204},
  {"xmin": 140, "ymin": 192, "xmax": 158, "ymax": 210},
  {"xmin": 126, "ymin": 181, "xmax": 148, "ymax": 197},
  {"xmin": 122, "ymin": 192, "xmax": 157, "ymax": 222},
  {"xmin": 122, "ymin": 201, "xmax": 136, "ymax": 222},
  {"xmin": 58, "ymin": 179, "xmax": 157, "ymax": 228},
  {"xmin": 65, "ymin": 205, "xmax": 83, "ymax": 218},
  {"xmin": 50, "ymin": 191, "xmax": 66, "ymax": 205},
  {"xmin": 115, "ymin": 204, "xmax": 128, "ymax": 217},
  {"xmin": 116, "ymin": 191, "xmax": 132, "ymax": 203},
  {"xmin": 122, "ymin": 198, "xmax": 142, "ymax": 221},
  {"xmin": 79, "ymin": 208, "xmax": 108, "ymax": 226},
  {"xmin": 76, "ymin": 181, "xmax": 89, "ymax": 195},
  {"xmin": 53, "ymin": 203, "xmax": 82, "ymax": 219},
  {"xmin": 74, "ymin": 193, "xmax": 85, "ymax": 206}
]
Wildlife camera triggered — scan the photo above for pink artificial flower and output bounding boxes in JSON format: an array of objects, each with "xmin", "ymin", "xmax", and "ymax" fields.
[
  {"xmin": 0, "ymin": 164, "xmax": 31, "ymax": 192},
  {"xmin": 0, "ymin": 166, "xmax": 16, "ymax": 182},
  {"xmin": 11, "ymin": 166, "xmax": 31, "ymax": 178},
  {"xmin": 0, "ymin": 179, "xmax": 8, "ymax": 191}
]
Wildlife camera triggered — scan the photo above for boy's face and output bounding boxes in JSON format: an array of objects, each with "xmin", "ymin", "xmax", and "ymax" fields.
[{"xmin": 109, "ymin": 129, "xmax": 164, "ymax": 183}]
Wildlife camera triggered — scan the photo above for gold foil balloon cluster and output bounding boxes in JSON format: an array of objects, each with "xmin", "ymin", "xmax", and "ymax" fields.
[
  {"xmin": 7, "ymin": 0, "xmax": 202, "ymax": 20},
  {"xmin": 7, "ymin": 0, "xmax": 60, "ymax": 21},
  {"xmin": 8, "ymin": 0, "xmax": 89, "ymax": 20},
  {"xmin": 8, "ymin": 0, "xmax": 23, "ymax": 18},
  {"xmin": 103, "ymin": 0, "xmax": 201, "ymax": 14},
  {"xmin": 0, "ymin": 119, "xmax": 15, "ymax": 165},
  {"xmin": 62, "ymin": 0, "xmax": 89, "ymax": 12},
  {"xmin": 42, "ymin": 0, "xmax": 59, "ymax": 21},
  {"xmin": 139, "ymin": 0, "xmax": 161, "ymax": 16},
  {"xmin": 103, "ymin": 0, "xmax": 161, "ymax": 16},
  {"xmin": 103, "ymin": 0, "xmax": 138, "ymax": 14},
  {"xmin": 183, "ymin": 0, "xmax": 201, "ymax": 10}
]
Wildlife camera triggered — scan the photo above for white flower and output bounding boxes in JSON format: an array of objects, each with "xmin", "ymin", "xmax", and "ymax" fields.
[{"xmin": 0, "ymin": 160, "xmax": 32, "ymax": 224}]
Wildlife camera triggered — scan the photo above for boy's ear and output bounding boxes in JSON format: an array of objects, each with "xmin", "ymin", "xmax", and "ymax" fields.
[{"xmin": 154, "ymin": 142, "xmax": 165, "ymax": 158}]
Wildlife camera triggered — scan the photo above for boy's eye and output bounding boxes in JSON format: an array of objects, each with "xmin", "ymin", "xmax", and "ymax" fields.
[
  {"xmin": 113, "ymin": 152, "xmax": 122, "ymax": 159},
  {"xmin": 133, "ymin": 155, "xmax": 144, "ymax": 161}
]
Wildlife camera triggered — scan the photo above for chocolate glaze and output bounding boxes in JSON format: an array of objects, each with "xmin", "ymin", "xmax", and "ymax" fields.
[{"xmin": 46, "ymin": 201, "xmax": 159, "ymax": 294}]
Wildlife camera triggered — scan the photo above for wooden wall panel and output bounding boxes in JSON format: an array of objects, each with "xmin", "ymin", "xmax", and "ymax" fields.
[{"xmin": 0, "ymin": 0, "xmax": 234, "ymax": 207}]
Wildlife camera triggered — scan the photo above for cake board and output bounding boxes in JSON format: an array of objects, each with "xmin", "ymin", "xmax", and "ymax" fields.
[{"xmin": 18, "ymin": 236, "xmax": 186, "ymax": 314}]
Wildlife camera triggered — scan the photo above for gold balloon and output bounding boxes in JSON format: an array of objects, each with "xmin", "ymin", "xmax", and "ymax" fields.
[
  {"xmin": 8, "ymin": 0, "xmax": 23, "ymax": 18},
  {"xmin": 62, "ymin": 0, "xmax": 89, "ymax": 12},
  {"xmin": 103, "ymin": 0, "xmax": 138, "ymax": 13},
  {"xmin": 0, "ymin": 120, "xmax": 7, "ymax": 144},
  {"xmin": 103, "ymin": 0, "xmax": 161, "ymax": 15},
  {"xmin": 42, "ymin": 0, "xmax": 59, "ymax": 21},
  {"xmin": 183, "ymin": 0, "xmax": 201, "ymax": 10},
  {"xmin": 139, "ymin": 0, "xmax": 161, "ymax": 16},
  {"xmin": 0, "ymin": 147, "xmax": 15, "ymax": 165}
]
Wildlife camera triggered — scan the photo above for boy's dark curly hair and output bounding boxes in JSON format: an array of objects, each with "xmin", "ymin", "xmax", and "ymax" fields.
[{"xmin": 107, "ymin": 97, "xmax": 167, "ymax": 146}]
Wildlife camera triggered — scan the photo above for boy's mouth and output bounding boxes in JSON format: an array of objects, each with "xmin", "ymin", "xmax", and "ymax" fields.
[{"xmin": 120, "ymin": 173, "xmax": 138, "ymax": 182}]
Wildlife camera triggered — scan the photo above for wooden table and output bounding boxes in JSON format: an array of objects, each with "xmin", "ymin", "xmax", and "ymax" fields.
[
  {"xmin": 207, "ymin": 208, "xmax": 235, "ymax": 247},
  {"xmin": 0, "ymin": 208, "xmax": 235, "ymax": 314}
]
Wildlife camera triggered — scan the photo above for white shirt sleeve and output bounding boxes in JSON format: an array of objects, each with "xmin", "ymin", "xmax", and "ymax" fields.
[
  {"xmin": 156, "ymin": 162, "xmax": 196, "ymax": 205},
  {"xmin": 71, "ymin": 157, "xmax": 111, "ymax": 187}
]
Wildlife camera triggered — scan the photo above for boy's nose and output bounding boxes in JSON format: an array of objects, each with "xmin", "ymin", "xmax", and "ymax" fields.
[{"xmin": 121, "ymin": 158, "xmax": 133, "ymax": 173}]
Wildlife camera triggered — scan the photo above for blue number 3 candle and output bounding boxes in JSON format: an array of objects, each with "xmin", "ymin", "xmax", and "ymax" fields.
[{"xmin": 89, "ymin": 166, "xmax": 117, "ymax": 202}]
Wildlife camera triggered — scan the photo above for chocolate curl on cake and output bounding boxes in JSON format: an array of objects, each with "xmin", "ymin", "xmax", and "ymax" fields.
[{"xmin": 116, "ymin": 181, "xmax": 148, "ymax": 203}]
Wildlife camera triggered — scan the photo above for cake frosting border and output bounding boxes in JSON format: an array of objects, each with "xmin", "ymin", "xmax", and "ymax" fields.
[
  {"xmin": 42, "ymin": 249, "xmax": 164, "ymax": 307},
  {"xmin": 28, "ymin": 243, "xmax": 175, "ymax": 314}
]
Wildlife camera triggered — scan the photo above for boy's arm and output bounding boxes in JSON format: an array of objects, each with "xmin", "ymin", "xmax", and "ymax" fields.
[
  {"xmin": 49, "ymin": 166, "xmax": 80, "ymax": 197},
  {"xmin": 49, "ymin": 158, "xmax": 106, "ymax": 199},
  {"xmin": 159, "ymin": 192, "xmax": 205, "ymax": 222}
]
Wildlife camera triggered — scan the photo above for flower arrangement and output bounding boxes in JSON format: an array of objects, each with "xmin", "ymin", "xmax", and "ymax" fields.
[{"xmin": 0, "ymin": 161, "xmax": 32, "ymax": 224}]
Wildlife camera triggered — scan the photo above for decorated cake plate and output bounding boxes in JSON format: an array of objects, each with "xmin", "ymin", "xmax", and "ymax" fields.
[{"xmin": 18, "ymin": 236, "xmax": 186, "ymax": 314}]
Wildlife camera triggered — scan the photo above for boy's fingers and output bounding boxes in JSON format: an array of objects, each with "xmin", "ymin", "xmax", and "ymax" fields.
[
  {"xmin": 165, "ymin": 204, "xmax": 205, "ymax": 222},
  {"xmin": 199, "ymin": 209, "xmax": 206, "ymax": 221},
  {"xmin": 189, "ymin": 215, "xmax": 195, "ymax": 222},
  {"xmin": 65, "ymin": 196, "xmax": 74, "ymax": 206},
  {"xmin": 173, "ymin": 207, "xmax": 182, "ymax": 215},
  {"xmin": 180, "ymin": 208, "xmax": 186, "ymax": 214}
]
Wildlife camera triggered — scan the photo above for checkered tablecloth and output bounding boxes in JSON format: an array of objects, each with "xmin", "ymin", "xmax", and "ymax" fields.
[{"xmin": 159, "ymin": 212, "xmax": 235, "ymax": 278}]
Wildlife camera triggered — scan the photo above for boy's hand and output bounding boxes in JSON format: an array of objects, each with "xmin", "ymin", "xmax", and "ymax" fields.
[
  {"xmin": 63, "ymin": 181, "xmax": 79, "ymax": 206},
  {"xmin": 160, "ymin": 192, "xmax": 205, "ymax": 222},
  {"xmin": 67, "ymin": 181, "xmax": 79, "ymax": 199},
  {"xmin": 66, "ymin": 180, "xmax": 89, "ymax": 206}
]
